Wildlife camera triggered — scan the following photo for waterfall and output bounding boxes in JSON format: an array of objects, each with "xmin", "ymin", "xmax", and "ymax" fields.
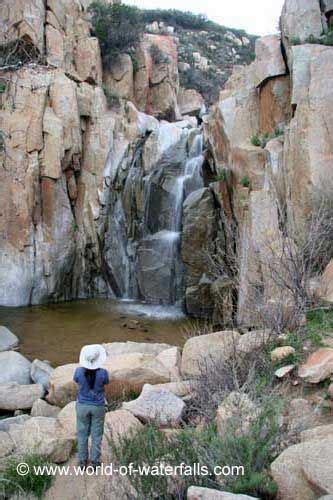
[{"xmin": 104, "ymin": 126, "xmax": 205, "ymax": 307}]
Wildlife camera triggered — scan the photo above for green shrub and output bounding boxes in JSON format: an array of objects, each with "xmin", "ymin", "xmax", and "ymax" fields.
[
  {"xmin": 240, "ymin": 176, "xmax": 251, "ymax": 188},
  {"xmin": 112, "ymin": 401, "xmax": 280, "ymax": 499},
  {"xmin": 215, "ymin": 168, "xmax": 229, "ymax": 183},
  {"xmin": 149, "ymin": 43, "xmax": 169, "ymax": 64},
  {"xmin": 88, "ymin": 2, "xmax": 144, "ymax": 69},
  {"xmin": 251, "ymin": 134, "xmax": 261, "ymax": 147},
  {"xmin": 0, "ymin": 455, "xmax": 54, "ymax": 499},
  {"xmin": 141, "ymin": 9, "xmax": 210, "ymax": 30},
  {"xmin": 0, "ymin": 81, "xmax": 6, "ymax": 93}
]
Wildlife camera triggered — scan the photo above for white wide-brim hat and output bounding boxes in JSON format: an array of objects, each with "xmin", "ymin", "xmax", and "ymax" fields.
[{"xmin": 79, "ymin": 344, "xmax": 107, "ymax": 370}]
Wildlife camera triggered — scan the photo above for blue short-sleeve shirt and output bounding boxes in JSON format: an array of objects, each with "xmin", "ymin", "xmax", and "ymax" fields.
[{"xmin": 73, "ymin": 367, "xmax": 109, "ymax": 406}]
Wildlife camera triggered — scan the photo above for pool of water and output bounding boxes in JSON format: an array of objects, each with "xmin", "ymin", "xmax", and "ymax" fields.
[{"xmin": 0, "ymin": 299, "xmax": 190, "ymax": 366}]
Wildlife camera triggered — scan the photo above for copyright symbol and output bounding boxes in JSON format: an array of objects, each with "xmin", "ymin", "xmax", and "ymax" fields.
[{"xmin": 17, "ymin": 463, "xmax": 29, "ymax": 476}]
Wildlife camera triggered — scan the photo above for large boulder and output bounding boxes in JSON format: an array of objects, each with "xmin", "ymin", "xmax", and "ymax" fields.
[
  {"xmin": 48, "ymin": 354, "xmax": 171, "ymax": 406},
  {"xmin": 178, "ymin": 89, "xmax": 204, "ymax": 117},
  {"xmin": 301, "ymin": 424, "xmax": 333, "ymax": 442},
  {"xmin": 122, "ymin": 384, "xmax": 185, "ymax": 427},
  {"xmin": 187, "ymin": 487, "xmax": 257, "ymax": 499},
  {"xmin": 57, "ymin": 401, "xmax": 77, "ymax": 439},
  {"xmin": 31, "ymin": 398, "xmax": 61, "ymax": 418},
  {"xmin": 103, "ymin": 341, "xmax": 173, "ymax": 357},
  {"xmin": 30, "ymin": 359, "xmax": 54, "ymax": 390},
  {"xmin": 0, "ymin": 383, "xmax": 44, "ymax": 411},
  {"xmin": 47, "ymin": 363, "xmax": 78, "ymax": 407},
  {"xmin": 281, "ymin": 0, "xmax": 323, "ymax": 47},
  {"xmin": 104, "ymin": 409, "xmax": 144, "ymax": 445},
  {"xmin": 298, "ymin": 348, "xmax": 333, "ymax": 383},
  {"xmin": 0, "ymin": 326, "xmax": 19, "ymax": 352},
  {"xmin": 255, "ymin": 35, "xmax": 286, "ymax": 87},
  {"xmin": 181, "ymin": 188, "xmax": 220, "ymax": 318},
  {"xmin": 134, "ymin": 34, "xmax": 180, "ymax": 120},
  {"xmin": 8, "ymin": 417, "xmax": 74, "ymax": 463},
  {"xmin": 237, "ymin": 330, "xmax": 270, "ymax": 355},
  {"xmin": 181, "ymin": 331, "xmax": 240, "ymax": 379},
  {"xmin": 0, "ymin": 351, "xmax": 32, "ymax": 384},
  {"xmin": 0, "ymin": 415, "xmax": 30, "ymax": 432},
  {"xmin": 271, "ymin": 437, "xmax": 333, "ymax": 500}
]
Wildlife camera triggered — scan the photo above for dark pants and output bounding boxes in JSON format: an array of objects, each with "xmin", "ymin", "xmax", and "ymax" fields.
[{"xmin": 76, "ymin": 402, "xmax": 105, "ymax": 463}]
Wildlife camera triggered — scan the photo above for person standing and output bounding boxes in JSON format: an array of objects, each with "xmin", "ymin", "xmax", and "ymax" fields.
[{"xmin": 73, "ymin": 344, "xmax": 109, "ymax": 469}]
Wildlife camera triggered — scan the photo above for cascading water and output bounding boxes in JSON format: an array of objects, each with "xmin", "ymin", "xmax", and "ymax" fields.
[{"xmin": 104, "ymin": 125, "xmax": 205, "ymax": 307}]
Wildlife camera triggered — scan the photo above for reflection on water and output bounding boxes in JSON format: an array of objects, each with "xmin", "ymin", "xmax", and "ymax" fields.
[{"xmin": 0, "ymin": 299, "xmax": 189, "ymax": 366}]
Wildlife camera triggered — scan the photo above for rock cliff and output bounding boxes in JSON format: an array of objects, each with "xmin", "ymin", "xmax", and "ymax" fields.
[
  {"xmin": 1, "ymin": 0, "xmax": 332, "ymax": 324},
  {"xmin": 205, "ymin": 0, "xmax": 333, "ymax": 326}
]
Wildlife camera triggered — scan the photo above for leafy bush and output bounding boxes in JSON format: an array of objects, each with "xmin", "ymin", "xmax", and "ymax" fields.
[
  {"xmin": 240, "ymin": 176, "xmax": 251, "ymax": 188},
  {"xmin": 251, "ymin": 134, "xmax": 261, "ymax": 147},
  {"xmin": 0, "ymin": 455, "xmax": 54, "ymax": 498},
  {"xmin": 112, "ymin": 402, "xmax": 280, "ymax": 499},
  {"xmin": 215, "ymin": 168, "xmax": 230, "ymax": 183},
  {"xmin": 88, "ymin": 2, "xmax": 144, "ymax": 69},
  {"xmin": 0, "ymin": 81, "xmax": 6, "ymax": 93},
  {"xmin": 149, "ymin": 43, "xmax": 169, "ymax": 64}
]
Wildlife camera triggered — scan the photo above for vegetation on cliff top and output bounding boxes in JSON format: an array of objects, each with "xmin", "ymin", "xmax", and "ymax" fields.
[{"xmin": 88, "ymin": 1, "xmax": 257, "ymax": 103}]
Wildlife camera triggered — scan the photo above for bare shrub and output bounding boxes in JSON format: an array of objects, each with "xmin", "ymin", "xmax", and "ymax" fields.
[{"xmin": 186, "ymin": 346, "xmax": 276, "ymax": 421}]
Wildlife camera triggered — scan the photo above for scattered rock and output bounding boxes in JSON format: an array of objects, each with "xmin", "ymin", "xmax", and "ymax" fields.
[
  {"xmin": 181, "ymin": 331, "xmax": 240, "ymax": 379},
  {"xmin": 122, "ymin": 384, "xmax": 185, "ymax": 427},
  {"xmin": 285, "ymin": 398, "xmax": 323, "ymax": 435},
  {"xmin": 298, "ymin": 348, "xmax": 333, "ymax": 383},
  {"xmin": 275, "ymin": 364, "xmax": 295, "ymax": 378},
  {"xmin": 0, "ymin": 383, "xmax": 44, "ymax": 411},
  {"xmin": 31, "ymin": 359, "xmax": 54, "ymax": 390},
  {"xmin": 0, "ymin": 326, "xmax": 19, "ymax": 352},
  {"xmin": 0, "ymin": 414, "xmax": 30, "ymax": 432},
  {"xmin": 187, "ymin": 486, "xmax": 257, "ymax": 499},
  {"xmin": 31, "ymin": 398, "xmax": 61, "ymax": 418},
  {"xmin": 271, "ymin": 346, "xmax": 295, "ymax": 363},
  {"xmin": 0, "ymin": 351, "xmax": 32, "ymax": 384},
  {"xmin": 104, "ymin": 409, "xmax": 144, "ymax": 445},
  {"xmin": 216, "ymin": 392, "xmax": 259, "ymax": 438},
  {"xmin": 237, "ymin": 330, "xmax": 270, "ymax": 354},
  {"xmin": 8, "ymin": 417, "xmax": 74, "ymax": 463},
  {"xmin": 272, "ymin": 437, "xmax": 333, "ymax": 499}
]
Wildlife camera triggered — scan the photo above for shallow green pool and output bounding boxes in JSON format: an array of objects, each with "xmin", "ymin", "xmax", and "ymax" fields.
[{"xmin": 0, "ymin": 299, "xmax": 190, "ymax": 366}]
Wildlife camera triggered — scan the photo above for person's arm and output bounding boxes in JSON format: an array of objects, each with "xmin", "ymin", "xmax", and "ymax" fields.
[{"xmin": 73, "ymin": 367, "xmax": 79, "ymax": 384}]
